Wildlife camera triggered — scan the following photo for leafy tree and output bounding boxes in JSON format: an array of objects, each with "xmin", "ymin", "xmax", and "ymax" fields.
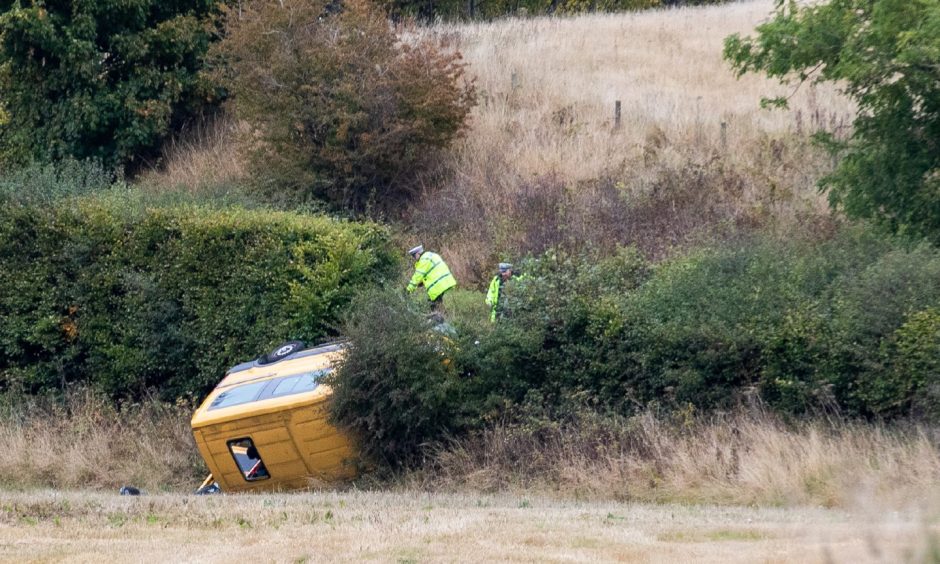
[
  {"xmin": 212, "ymin": 0, "xmax": 475, "ymax": 213},
  {"xmin": 724, "ymin": 0, "xmax": 940, "ymax": 242},
  {"xmin": 0, "ymin": 0, "xmax": 222, "ymax": 170}
]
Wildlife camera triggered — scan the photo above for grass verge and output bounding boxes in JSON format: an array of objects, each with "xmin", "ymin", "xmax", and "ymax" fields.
[
  {"xmin": 0, "ymin": 490, "xmax": 937, "ymax": 562},
  {"xmin": 0, "ymin": 391, "xmax": 205, "ymax": 492},
  {"xmin": 2, "ymin": 391, "xmax": 937, "ymax": 512}
]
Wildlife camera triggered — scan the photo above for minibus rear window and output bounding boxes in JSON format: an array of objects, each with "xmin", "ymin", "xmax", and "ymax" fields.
[{"xmin": 228, "ymin": 438, "xmax": 269, "ymax": 481}]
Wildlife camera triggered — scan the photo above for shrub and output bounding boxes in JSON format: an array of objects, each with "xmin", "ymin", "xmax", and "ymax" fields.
[
  {"xmin": 623, "ymin": 230, "xmax": 940, "ymax": 415},
  {"xmin": 212, "ymin": 0, "xmax": 476, "ymax": 213},
  {"xmin": 0, "ymin": 0, "xmax": 222, "ymax": 170},
  {"xmin": 329, "ymin": 248, "xmax": 651, "ymax": 466},
  {"xmin": 891, "ymin": 309, "xmax": 940, "ymax": 419},
  {"xmin": 0, "ymin": 191, "xmax": 397, "ymax": 399},
  {"xmin": 0, "ymin": 159, "xmax": 119, "ymax": 205},
  {"xmin": 327, "ymin": 288, "xmax": 468, "ymax": 467}
]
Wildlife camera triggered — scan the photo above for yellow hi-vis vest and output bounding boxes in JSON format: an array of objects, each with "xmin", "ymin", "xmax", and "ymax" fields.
[
  {"xmin": 485, "ymin": 275, "xmax": 502, "ymax": 322},
  {"xmin": 407, "ymin": 251, "xmax": 457, "ymax": 301}
]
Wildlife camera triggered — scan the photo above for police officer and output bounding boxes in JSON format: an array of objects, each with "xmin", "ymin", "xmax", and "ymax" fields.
[
  {"xmin": 406, "ymin": 245, "xmax": 457, "ymax": 312},
  {"xmin": 485, "ymin": 262, "xmax": 514, "ymax": 322}
]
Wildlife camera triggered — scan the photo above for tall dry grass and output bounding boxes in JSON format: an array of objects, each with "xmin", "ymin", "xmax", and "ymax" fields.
[
  {"xmin": 0, "ymin": 390, "xmax": 205, "ymax": 492},
  {"xmin": 417, "ymin": 410, "xmax": 940, "ymax": 510},
  {"xmin": 407, "ymin": 1, "xmax": 854, "ymax": 281},
  {"xmin": 142, "ymin": 118, "xmax": 245, "ymax": 192},
  {"xmin": 424, "ymin": 1, "xmax": 849, "ymax": 181},
  {"xmin": 3, "ymin": 392, "xmax": 937, "ymax": 512}
]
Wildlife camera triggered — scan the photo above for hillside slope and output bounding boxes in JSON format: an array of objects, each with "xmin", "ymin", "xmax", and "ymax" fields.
[{"xmin": 407, "ymin": 0, "xmax": 853, "ymax": 279}]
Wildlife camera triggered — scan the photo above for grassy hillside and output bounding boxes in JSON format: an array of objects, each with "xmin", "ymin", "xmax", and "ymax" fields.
[
  {"xmin": 155, "ymin": 1, "xmax": 852, "ymax": 283},
  {"xmin": 432, "ymin": 1, "xmax": 848, "ymax": 175},
  {"xmin": 409, "ymin": 1, "xmax": 853, "ymax": 280}
]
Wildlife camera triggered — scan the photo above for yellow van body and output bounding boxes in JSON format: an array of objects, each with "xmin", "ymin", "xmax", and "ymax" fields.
[{"xmin": 190, "ymin": 343, "xmax": 357, "ymax": 492}]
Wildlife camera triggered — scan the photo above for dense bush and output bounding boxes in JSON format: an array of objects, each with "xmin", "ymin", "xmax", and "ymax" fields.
[
  {"xmin": 330, "ymin": 248, "xmax": 651, "ymax": 464},
  {"xmin": 0, "ymin": 186, "xmax": 397, "ymax": 399},
  {"xmin": 0, "ymin": 0, "xmax": 222, "ymax": 170},
  {"xmin": 212, "ymin": 0, "xmax": 475, "ymax": 213},
  {"xmin": 331, "ymin": 229, "xmax": 940, "ymax": 466},
  {"xmin": 887, "ymin": 309, "xmax": 940, "ymax": 420},
  {"xmin": 327, "ymin": 289, "xmax": 468, "ymax": 467}
]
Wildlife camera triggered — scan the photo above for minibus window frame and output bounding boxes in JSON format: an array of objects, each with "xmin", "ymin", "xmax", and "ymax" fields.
[{"xmin": 227, "ymin": 437, "xmax": 270, "ymax": 482}]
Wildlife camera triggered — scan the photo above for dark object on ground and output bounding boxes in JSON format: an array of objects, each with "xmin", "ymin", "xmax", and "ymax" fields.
[
  {"xmin": 195, "ymin": 482, "xmax": 221, "ymax": 495},
  {"xmin": 119, "ymin": 486, "xmax": 141, "ymax": 496}
]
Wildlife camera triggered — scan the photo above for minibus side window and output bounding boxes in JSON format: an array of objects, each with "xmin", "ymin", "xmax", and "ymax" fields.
[
  {"xmin": 268, "ymin": 369, "xmax": 331, "ymax": 398},
  {"xmin": 209, "ymin": 368, "xmax": 333, "ymax": 411},
  {"xmin": 209, "ymin": 380, "xmax": 268, "ymax": 410},
  {"xmin": 227, "ymin": 438, "xmax": 270, "ymax": 481}
]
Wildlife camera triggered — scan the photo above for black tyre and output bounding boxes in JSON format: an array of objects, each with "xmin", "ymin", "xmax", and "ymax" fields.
[{"xmin": 258, "ymin": 340, "xmax": 305, "ymax": 365}]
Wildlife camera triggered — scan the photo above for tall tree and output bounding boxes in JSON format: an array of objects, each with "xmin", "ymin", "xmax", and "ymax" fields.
[
  {"xmin": 0, "ymin": 0, "xmax": 222, "ymax": 170},
  {"xmin": 213, "ymin": 0, "xmax": 475, "ymax": 213},
  {"xmin": 725, "ymin": 0, "xmax": 940, "ymax": 241}
]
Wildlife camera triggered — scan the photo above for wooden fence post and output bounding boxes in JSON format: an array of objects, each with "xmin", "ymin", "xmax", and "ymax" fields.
[{"xmin": 614, "ymin": 100, "xmax": 622, "ymax": 130}]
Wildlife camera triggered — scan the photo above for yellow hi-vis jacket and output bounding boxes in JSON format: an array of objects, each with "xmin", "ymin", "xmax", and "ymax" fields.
[
  {"xmin": 485, "ymin": 275, "xmax": 502, "ymax": 322},
  {"xmin": 407, "ymin": 251, "xmax": 457, "ymax": 301}
]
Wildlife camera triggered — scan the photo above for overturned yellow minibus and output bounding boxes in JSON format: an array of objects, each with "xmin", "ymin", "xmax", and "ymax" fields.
[{"xmin": 190, "ymin": 341, "xmax": 357, "ymax": 493}]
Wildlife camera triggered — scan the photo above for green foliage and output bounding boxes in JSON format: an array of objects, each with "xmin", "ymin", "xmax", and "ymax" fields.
[
  {"xmin": 889, "ymin": 309, "xmax": 940, "ymax": 419},
  {"xmin": 330, "ymin": 248, "xmax": 651, "ymax": 464},
  {"xmin": 0, "ymin": 177, "xmax": 397, "ymax": 399},
  {"xmin": 0, "ymin": 159, "xmax": 119, "ymax": 205},
  {"xmin": 330, "ymin": 231, "xmax": 940, "ymax": 467},
  {"xmin": 724, "ymin": 0, "xmax": 940, "ymax": 242},
  {"xmin": 327, "ymin": 288, "xmax": 466, "ymax": 467},
  {"xmin": 212, "ymin": 0, "xmax": 475, "ymax": 213},
  {"xmin": 0, "ymin": 0, "xmax": 223, "ymax": 170}
]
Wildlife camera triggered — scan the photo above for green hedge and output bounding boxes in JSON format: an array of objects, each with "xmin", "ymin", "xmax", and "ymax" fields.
[
  {"xmin": 331, "ymin": 229, "xmax": 940, "ymax": 466},
  {"xmin": 0, "ymin": 195, "xmax": 397, "ymax": 399}
]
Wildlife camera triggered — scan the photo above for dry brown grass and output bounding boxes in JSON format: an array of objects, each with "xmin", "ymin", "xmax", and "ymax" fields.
[
  {"xmin": 0, "ymin": 391, "xmax": 205, "ymax": 492},
  {"xmin": 416, "ymin": 411, "xmax": 940, "ymax": 511},
  {"xmin": 423, "ymin": 1, "xmax": 850, "ymax": 181},
  {"xmin": 2, "ymin": 397, "xmax": 938, "ymax": 560},
  {"xmin": 1, "ymin": 489, "xmax": 938, "ymax": 562},
  {"xmin": 141, "ymin": 118, "xmax": 245, "ymax": 192},
  {"xmin": 407, "ymin": 0, "xmax": 853, "ymax": 282},
  {"xmin": 3, "ymin": 393, "xmax": 937, "ymax": 515}
]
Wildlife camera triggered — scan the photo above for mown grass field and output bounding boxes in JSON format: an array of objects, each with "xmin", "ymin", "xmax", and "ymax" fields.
[{"xmin": 1, "ymin": 490, "xmax": 937, "ymax": 563}]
